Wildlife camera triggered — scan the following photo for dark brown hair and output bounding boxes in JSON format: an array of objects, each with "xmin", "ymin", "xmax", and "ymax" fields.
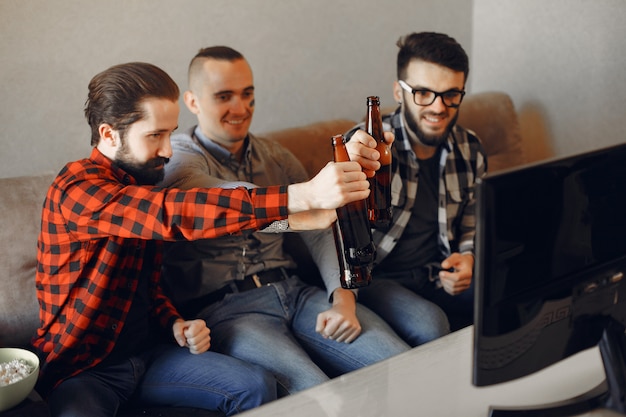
[
  {"xmin": 84, "ymin": 62, "xmax": 179, "ymax": 146},
  {"xmin": 396, "ymin": 32, "xmax": 469, "ymax": 82}
]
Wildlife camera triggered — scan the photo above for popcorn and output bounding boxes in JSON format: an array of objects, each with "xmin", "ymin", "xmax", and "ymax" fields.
[{"xmin": 0, "ymin": 359, "xmax": 34, "ymax": 387}]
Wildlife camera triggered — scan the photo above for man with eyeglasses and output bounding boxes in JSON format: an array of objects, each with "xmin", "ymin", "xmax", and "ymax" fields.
[{"xmin": 345, "ymin": 32, "xmax": 487, "ymax": 335}]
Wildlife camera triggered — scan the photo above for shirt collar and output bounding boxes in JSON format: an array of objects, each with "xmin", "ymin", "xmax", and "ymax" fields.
[
  {"xmin": 90, "ymin": 147, "xmax": 137, "ymax": 185},
  {"xmin": 193, "ymin": 126, "xmax": 252, "ymax": 166}
]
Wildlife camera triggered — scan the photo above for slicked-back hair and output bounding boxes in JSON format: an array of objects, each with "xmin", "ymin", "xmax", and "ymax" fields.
[
  {"xmin": 396, "ymin": 32, "xmax": 469, "ymax": 82},
  {"xmin": 187, "ymin": 46, "xmax": 245, "ymax": 91},
  {"xmin": 84, "ymin": 62, "xmax": 179, "ymax": 146}
]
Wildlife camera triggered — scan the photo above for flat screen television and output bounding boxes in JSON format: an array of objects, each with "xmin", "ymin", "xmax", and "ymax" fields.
[{"xmin": 473, "ymin": 143, "xmax": 626, "ymax": 416}]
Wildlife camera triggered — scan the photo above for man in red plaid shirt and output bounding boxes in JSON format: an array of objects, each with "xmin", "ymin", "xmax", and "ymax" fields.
[{"xmin": 32, "ymin": 62, "xmax": 370, "ymax": 417}]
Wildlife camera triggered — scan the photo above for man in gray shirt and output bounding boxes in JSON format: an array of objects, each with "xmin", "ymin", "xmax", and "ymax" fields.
[{"xmin": 160, "ymin": 46, "xmax": 448, "ymax": 396}]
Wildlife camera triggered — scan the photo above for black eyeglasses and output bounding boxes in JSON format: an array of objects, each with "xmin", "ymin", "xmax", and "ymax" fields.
[{"xmin": 398, "ymin": 80, "xmax": 465, "ymax": 108}]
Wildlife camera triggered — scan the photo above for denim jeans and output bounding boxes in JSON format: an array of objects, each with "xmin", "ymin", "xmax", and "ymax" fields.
[
  {"xmin": 358, "ymin": 269, "xmax": 473, "ymax": 339},
  {"xmin": 197, "ymin": 277, "xmax": 410, "ymax": 395},
  {"xmin": 47, "ymin": 344, "xmax": 276, "ymax": 417}
]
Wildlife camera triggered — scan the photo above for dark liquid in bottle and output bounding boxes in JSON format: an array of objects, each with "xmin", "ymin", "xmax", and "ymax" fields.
[
  {"xmin": 331, "ymin": 134, "xmax": 375, "ymax": 288},
  {"xmin": 366, "ymin": 96, "xmax": 392, "ymax": 230},
  {"xmin": 333, "ymin": 221, "xmax": 372, "ymax": 288}
]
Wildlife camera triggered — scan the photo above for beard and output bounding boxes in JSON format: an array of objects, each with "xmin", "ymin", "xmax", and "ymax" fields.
[
  {"xmin": 113, "ymin": 140, "xmax": 168, "ymax": 186},
  {"xmin": 403, "ymin": 106, "xmax": 459, "ymax": 148}
]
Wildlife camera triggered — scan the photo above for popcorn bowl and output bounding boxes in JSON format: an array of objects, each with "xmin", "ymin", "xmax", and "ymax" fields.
[{"xmin": 0, "ymin": 348, "xmax": 40, "ymax": 412}]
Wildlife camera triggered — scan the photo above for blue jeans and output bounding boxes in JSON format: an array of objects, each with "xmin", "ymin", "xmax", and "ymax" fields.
[
  {"xmin": 359, "ymin": 269, "xmax": 472, "ymax": 339},
  {"xmin": 198, "ymin": 277, "xmax": 410, "ymax": 395},
  {"xmin": 47, "ymin": 344, "xmax": 276, "ymax": 417}
]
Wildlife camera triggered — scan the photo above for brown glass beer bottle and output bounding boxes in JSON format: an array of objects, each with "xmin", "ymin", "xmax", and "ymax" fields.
[
  {"xmin": 332, "ymin": 221, "xmax": 372, "ymax": 288},
  {"xmin": 365, "ymin": 96, "xmax": 392, "ymax": 230},
  {"xmin": 331, "ymin": 134, "xmax": 375, "ymax": 288}
]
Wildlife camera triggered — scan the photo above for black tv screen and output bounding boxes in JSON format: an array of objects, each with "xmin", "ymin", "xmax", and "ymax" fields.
[{"xmin": 473, "ymin": 143, "xmax": 626, "ymax": 416}]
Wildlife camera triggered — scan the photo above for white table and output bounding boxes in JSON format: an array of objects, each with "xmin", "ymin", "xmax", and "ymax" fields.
[{"xmin": 239, "ymin": 326, "xmax": 622, "ymax": 417}]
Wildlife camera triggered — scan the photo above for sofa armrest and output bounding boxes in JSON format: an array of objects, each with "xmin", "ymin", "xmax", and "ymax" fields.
[{"xmin": 0, "ymin": 173, "xmax": 56, "ymax": 348}]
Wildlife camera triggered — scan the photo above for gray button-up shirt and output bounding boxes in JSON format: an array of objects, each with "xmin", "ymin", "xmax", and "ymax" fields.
[{"xmin": 159, "ymin": 126, "xmax": 340, "ymax": 309}]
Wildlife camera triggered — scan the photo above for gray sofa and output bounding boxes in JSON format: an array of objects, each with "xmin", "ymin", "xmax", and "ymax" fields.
[{"xmin": 0, "ymin": 92, "xmax": 526, "ymax": 415}]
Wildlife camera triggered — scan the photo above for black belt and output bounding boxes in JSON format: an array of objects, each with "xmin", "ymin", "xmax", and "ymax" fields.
[
  {"xmin": 192, "ymin": 267, "xmax": 291, "ymax": 310},
  {"xmin": 232, "ymin": 267, "xmax": 290, "ymax": 292}
]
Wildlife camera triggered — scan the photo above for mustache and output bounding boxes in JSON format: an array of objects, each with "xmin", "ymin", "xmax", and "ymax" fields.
[
  {"xmin": 423, "ymin": 110, "xmax": 447, "ymax": 117},
  {"xmin": 146, "ymin": 157, "xmax": 169, "ymax": 168}
]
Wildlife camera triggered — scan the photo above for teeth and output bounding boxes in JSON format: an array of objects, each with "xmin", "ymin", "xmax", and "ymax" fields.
[{"xmin": 227, "ymin": 120, "xmax": 244, "ymax": 125}]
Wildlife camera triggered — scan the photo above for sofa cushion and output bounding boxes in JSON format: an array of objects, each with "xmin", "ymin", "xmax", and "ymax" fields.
[{"xmin": 0, "ymin": 173, "xmax": 55, "ymax": 347}]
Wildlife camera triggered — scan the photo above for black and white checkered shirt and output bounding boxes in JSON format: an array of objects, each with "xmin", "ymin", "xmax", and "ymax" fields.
[{"xmin": 346, "ymin": 107, "xmax": 487, "ymax": 265}]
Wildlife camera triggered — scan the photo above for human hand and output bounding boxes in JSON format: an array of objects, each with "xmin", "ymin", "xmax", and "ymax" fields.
[
  {"xmin": 345, "ymin": 130, "xmax": 395, "ymax": 178},
  {"xmin": 439, "ymin": 253, "xmax": 474, "ymax": 295},
  {"xmin": 172, "ymin": 318, "xmax": 212, "ymax": 354},
  {"xmin": 315, "ymin": 289, "xmax": 361, "ymax": 343},
  {"xmin": 287, "ymin": 161, "xmax": 369, "ymax": 212},
  {"xmin": 287, "ymin": 209, "xmax": 337, "ymax": 231}
]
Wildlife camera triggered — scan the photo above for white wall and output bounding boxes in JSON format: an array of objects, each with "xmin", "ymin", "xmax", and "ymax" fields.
[
  {"xmin": 0, "ymin": 0, "xmax": 472, "ymax": 178},
  {"xmin": 471, "ymin": 0, "xmax": 626, "ymax": 161}
]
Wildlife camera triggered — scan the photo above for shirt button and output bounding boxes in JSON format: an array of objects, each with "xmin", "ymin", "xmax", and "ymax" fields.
[{"xmin": 111, "ymin": 324, "xmax": 118, "ymax": 330}]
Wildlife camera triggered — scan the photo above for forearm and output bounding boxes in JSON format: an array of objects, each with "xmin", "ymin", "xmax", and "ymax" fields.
[
  {"xmin": 62, "ymin": 179, "xmax": 288, "ymax": 241},
  {"xmin": 300, "ymin": 228, "xmax": 343, "ymax": 299},
  {"xmin": 331, "ymin": 287, "xmax": 358, "ymax": 310},
  {"xmin": 286, "ymin": 182, "xmax": 315, "ymax": 213},
  {"xmin": 151, "ymin": 279, "xmax": 184, "ymax": 330}
]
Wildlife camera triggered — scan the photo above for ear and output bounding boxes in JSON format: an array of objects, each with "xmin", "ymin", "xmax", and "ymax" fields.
[
  {"xmin": 96, "ymin": 124, "xmax": 120, "ymax": 160},
  {"xmin": 393, "ymin": 81, "xmax": 403, "ymax": 104},
  {"xmin": 183, "ymin": 90, "xmax": 200, "ymax": 115},
  {"xmin": 98, "ymin": 123, "xmax": 118, "ymax": 147}
]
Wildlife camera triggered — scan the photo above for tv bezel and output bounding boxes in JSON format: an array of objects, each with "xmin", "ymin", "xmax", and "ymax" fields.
[{"xmin": 472, "ymin": 143, "xmax": 626, "ymax": 416}]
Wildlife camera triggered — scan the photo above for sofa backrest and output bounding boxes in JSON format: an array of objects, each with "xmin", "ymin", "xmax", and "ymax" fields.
[
  {"xmin": 262, "ymin": 118, "xmax": 357, "ymax": 178},
  {"xmin": 0, "ymin": 173, "xmax": 55, "ymax": 347},
  {"xmin": 457, "ymin": 91, "xmax": 524, "ymax": 173},
  {"xmin": 262, "ymin": 91, "xmax": 524, "ymax": 179}
]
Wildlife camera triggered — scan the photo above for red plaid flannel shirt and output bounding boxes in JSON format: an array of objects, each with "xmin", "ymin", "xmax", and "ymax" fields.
[{"xmin": 33, "ymin": 148, "xmax": 287, "ymax": 393}]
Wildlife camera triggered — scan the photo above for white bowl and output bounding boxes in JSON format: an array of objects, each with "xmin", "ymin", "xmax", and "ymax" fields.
[{"xmin": 0, "ymin": 348, "xmax": 40, "ymax": 412}]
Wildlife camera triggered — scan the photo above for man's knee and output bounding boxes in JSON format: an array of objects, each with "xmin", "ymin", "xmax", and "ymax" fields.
[{"xmin": 229, "ymin": 366, "xmax": 277, "ymax": 413}]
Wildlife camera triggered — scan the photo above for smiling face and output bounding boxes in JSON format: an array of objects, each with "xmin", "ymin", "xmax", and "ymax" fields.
[
  {"xmin": 108, "ymin": 97, "xmax": 179, "ymax": 185},
  {"xmin": 394, "ymin": 59, "xmax": 465, "ymax": 151},
  {"xmin": 184, "ymin": 57, "xmax": 255, "ymax": 155}
]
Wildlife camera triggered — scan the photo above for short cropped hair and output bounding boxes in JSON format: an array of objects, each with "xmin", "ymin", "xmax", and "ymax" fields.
[
  {"xmin": 84, "ymin": 62, "xmax": 179, "ymax": 146},
  {"xmin": 187, "ymin": 46, "xmax": 245, "ymax": 91},
  {"xmin": 396, "ymin": 32, "xmax": 469, "ymax": 82}
]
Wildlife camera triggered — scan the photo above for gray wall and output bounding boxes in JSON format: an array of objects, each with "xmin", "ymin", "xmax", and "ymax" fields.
[
  {"xmin": 0, "ymin": 0, "xmax": 471, "ymax": 178},
  {"xmin": 2, "ymin": 0, "xmax": 625, "ymax": 178},
  {"xmin": 471, "ymin": 0, "xmax": 626, "ymax": 162}
]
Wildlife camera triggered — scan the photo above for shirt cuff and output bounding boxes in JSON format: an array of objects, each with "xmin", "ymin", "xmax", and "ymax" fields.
[{"xmin": 250, "ymin": 185, "xmax": 289, "ymax": 221}]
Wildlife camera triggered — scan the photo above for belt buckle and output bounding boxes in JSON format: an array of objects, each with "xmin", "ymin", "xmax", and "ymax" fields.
[{"xmin": 251, "ymin": 273, "xmax": 263, "ymax": 288}]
